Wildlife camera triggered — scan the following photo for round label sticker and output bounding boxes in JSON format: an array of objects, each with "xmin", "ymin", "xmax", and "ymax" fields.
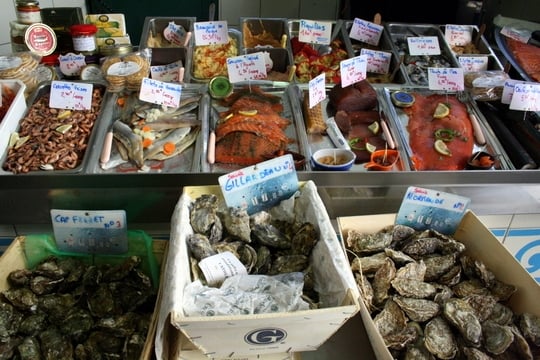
[
  {"xmin": 107, "ymin": 61, "xmax": 140, "ymax": 76},
  {"xmin": 25, "ymin": 23, "xmax": 57, "ymax": 56}
]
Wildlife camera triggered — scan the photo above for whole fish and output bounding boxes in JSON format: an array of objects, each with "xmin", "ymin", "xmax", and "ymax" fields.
[{"xmin": 113, "ymin": 120, "xmax": 144, "ymax": 168}]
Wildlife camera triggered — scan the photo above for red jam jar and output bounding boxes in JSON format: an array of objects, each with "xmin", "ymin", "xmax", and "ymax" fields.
[
  {"xmin": 70, "ymin": 24, "xmax": 98, "ymax": 55},
  {"xmin": 15, "ymin": 0, "xmax": 41, "ymax": 25}
]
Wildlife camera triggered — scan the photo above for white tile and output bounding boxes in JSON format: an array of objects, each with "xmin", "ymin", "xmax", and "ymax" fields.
[
  {"xmin": 501, "ymin": 214, "xmax": 540, "ymax": 282},
  {"xmin": 478, "ymin": 214, "xmax": 512, "ymax": 242}
]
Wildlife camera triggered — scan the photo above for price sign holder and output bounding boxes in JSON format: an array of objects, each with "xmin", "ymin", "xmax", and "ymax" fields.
[
  {"xmin": 139, "ymin": 77, "xmax": 182, "ymax": 108},
  {"xmin": 340, "ymin": 55, "xmax": 367, "ymax": 87},
  {"xmin": 349, "ymin": 18, "xmax": 383, "ymax": 46},
  {"xmin": 49, "ymin": 80, "xmax": 93, "ymax": 110},
  {"xmin": 194, "ymin": 21, "xmax": 229, "ymax": 46},
  {"xmin": 218, "ymin": 154, "xmax": 299, "ymax": 215},
  {"xmin": 427, "ymin": 67, "xmax": 464, "ymax": 91},
  {"xmin": 298, "ymin": 19, "xmax": 332, "ymax": 45},
  {"xmin": 226, "ymin": 53, "xmax": 267, "ymax": 83},
  {"xmin": 51, "ymin": 209, "xmax": 128, "ymax": 254},
  {"xmin": 444, "ymin": 24, "xmax": 473, "ymax": 46},
  {"xmin": 308, "ymin": 73, "xmax": 326, "ymax": 108},
  {"xmin": 510, "ymin": 83, "xmax": 540, "ymax": 112},
  {"xmin": 408, "ymin": 36, "xmax": 441, "ymax": 56}
]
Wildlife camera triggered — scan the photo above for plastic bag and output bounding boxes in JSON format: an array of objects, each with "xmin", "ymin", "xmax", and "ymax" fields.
[
  {"xmin": 464, "ymin": 70, "xmax": 510, "ymax": 101},
  {"xmin": 101, "ymin": 48, "xmax": 151, "ymax": 92}
]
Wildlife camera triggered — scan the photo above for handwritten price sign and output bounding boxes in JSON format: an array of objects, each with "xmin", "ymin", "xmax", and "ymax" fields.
[
  {"xmin": 458, "ymin": 56, "xmax": 488, "ymax": 72},
  {"xmin": 298, "ymin": 19, "xmax": 332, "ymax": 45},
  {"xmin": 340, "ymin": 55, "xmax": 367, "ymax": 87},
  {"xmin": 139, "ymin": 77, "xmax": 182, "ymax": 108},
  {"xmin": 58, "ymin": 53, "xmax": 87, "ymax": 77},
  {"xmin": 226, "ymin": 53, "xmax": 267, "ymax": 83},
  {"xmin": 194, "ymin": 21, "xmax": 228, "ymax": 46},
  {"xmin": 428, "ymin": 67, "xmax": 464, "ymax": 91},
  {"xmin": 150, "ymin": 60, "xmax": 183, "ymax": 82},
  {"xmin": 49, "ymin": 81, "xmax": 93, "ymax": 110},
  {"xmin": 510, "ymin": 83, "xmax": 540, "ymax": 111},
  {"xmin": 408, "ymin": 36, "xmax": 441, "ymax": 56},
  {"xmin": 444, "ymin": 24, "xmax": 473, "ymax": 46},
  {"xmin": 308, "ymin": 73, "xmax": 326, "ymax": 108},
  {"xmin": 349, "ymin": 18, "xmax": 383, "ymax": 46},
  {"xmin": 361, "ymin": 49, "xmax": 391, "ymax": 75},
  {"xmin": 502, "ymin": 79, "xmax": 529, "ymax": 105},
  {"xmin": 163, "ymin": 21, "xmax": 188, "ymax": 46}
]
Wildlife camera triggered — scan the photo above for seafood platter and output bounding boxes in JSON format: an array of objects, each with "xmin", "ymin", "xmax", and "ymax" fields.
[
  {"xmin": 0, "ymin": 81, "xmax": 114, "ymax": 175},
  {"xmin": 301, "ymin": 80, "xmax": 409, "ymax": 171},
  {"xmin": 88, "ymin": 84, "xmax": 204, "ymax": 174},
  {"xmin": 201, "ymin": 82, "xmax": 308, "ymax": 173},
  {"xmin": 338, "ymin": 211, "xmax": 540, "ymax": 360},
  {"xmin": 288, "ymin": 19, "xmax": 355, "ymax": 84},
  {"xmin": 343, "ymin": 20, "xmax": 408, "ymax": 85},
  {"xmin": 155, "ymin": 182, "xmax": 360, "ymax": 358},
  {"xmin": 382, "ymin": 87, "xmax": 514, "ymax": 171},
  {"xmin": 385, "ymin": 23, "xmax": 460, "ymax": 86},
  {"xmin": 0, "ymin": 231, "xmax": 167, "ymax": 359}
]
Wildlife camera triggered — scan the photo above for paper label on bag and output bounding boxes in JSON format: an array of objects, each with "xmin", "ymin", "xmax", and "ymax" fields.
[
  {"xmin": 349, "ymin": 18, "xmax": 383, "ymax": 46},
  {"xmin": 51, "ymin": 209, "xmax": 127, "ymax": 253},
  {"xmin": 49, "ymin": 81, "xmax": 93, "ymax": 110},
  {"xmin": 198, "ymin": 252, "xmax": 247, "ymax": 286},
  {"xmin": 396, "ymin": 186, "xmax": 470, "ymax": 234},
  {"xmin": 510, "ymin": 83, "xmax": 540, "ymax": 111},
  {"xmin": 408, "ymin": 36, "xmax": 441, "ymax": 55},
  {"xmin": 218, "ymin": 154, "xmax": 298, "ymax": 215},
  {"xmin": 428, "ymin": 67, "xmax": 464, "ymax": 91}
]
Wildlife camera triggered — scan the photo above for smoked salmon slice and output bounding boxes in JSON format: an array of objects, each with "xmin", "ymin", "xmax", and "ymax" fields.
[
  {"xmin": 505, "ymin": 37, "xmax": 540, "ymax": 82},
  {"xmin": 215, "ymin": 131, "xmax": 286, "ymax": 165}
]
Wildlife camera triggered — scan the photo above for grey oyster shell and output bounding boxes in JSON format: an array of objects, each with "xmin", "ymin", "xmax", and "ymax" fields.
[
  {"xmin": 187, "ymin": 233, "xmax": 217, "ymax": 261},
  {"xmin": 393, "ymin": 296, "xmax": 440, "ymax": 322},
  {"xmin": 520, "ymin": 312, "xmax": 540, "ymax": 346},
  {"xmin": 424, "ymin": 316, "xmax": 458, "ymax": 359},
  {"xmin": 346, "ymin": 230, "xmax": 393, "ymax": 253},
  {"xmin": 222, "ymin": 207, "xmax": 251, "ymax": 243},
  {"xmin": 482, "ymin": 320, "xmax": 514, "ymax": 355},
  {"xmin": 443, "ymin": 297, "xmax": 482, "ymax": 346}
]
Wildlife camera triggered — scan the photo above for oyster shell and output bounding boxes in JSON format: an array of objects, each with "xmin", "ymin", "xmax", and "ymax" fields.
[
  {"xmin": 461, "ymin": 346, "xmax": 493, "ymax": 360},
  {"xmin": 251, "ymin": 223, "xmax": 291, "ymax": 249},
  {"xmin": 391, "ymin": 278, "xmax": 437, "ymax": 299},
  {"xmin": 395, "ymin": 260, "xmax": 426, "ymax": 281},
  {"xmin": 460, "ymin": 254, "xmax": 496, "ymax": 287},
  {"xmin": 187, "ymin": 233, "xmax": 217, "ymax": 261},
  {"xmin": 393, "ymin": 296, "xmax": 440, "ymax": 322},
  {"xmin": 519, "ymin": 312, "xmax": 540, "ymax": 346},
  {"xmin": 254, "ymin": 245, "xmax": 272, "ymax": 274},
  {"xmin": 424, "ymin": 316, "xmax": 458, "ymax": 359},
  {"xmin": 423, "ymin": 253, "xmax": 457, "ymax": 282},
  {"xmin": 384, "ymin": 248, "xmax": 416, "ymax": 265},
  {"xmin": 346, "ymin": 230, "xmax": 393, "ymax": 253},
  {"xmin": 400, "ymin": 237, "xmax": 442, "ymax": 258},
  {"xmin": 463, "ymin": 294, "xmax": 498, "ymax": 322},
  {"xmin": 268, "ymin": 255, "xmax": 308, "ymax": 275},
  {"xmin": 443, "ymin": 297, "xmax": 482, "ymax": 346},
  {"xmin": 437, "ymin": 264, "xmax": 462, "ymax": 286},
  {"xmin": 373, "ymin": 299, "xmax": 408, "ymax": 337},
  {"xmin": 290, "ymin": 222, "xmax": 318, "ymax": 256},
  {"xmin": 190, "ymin": 194, "xmax": 222, "ymax": 242},
  {"xmin": 487, "ymin": 302, "xmax": 514, "ymax": 325},
  {"xmin": 17, "ymin": 336, "xmax": 40, "ymax": 360},
  {"xmin": 356, "ymin": 273, "xmax": 374, "ymax": 312},
  {"xmin": 373, "ymin": 258, "xmax": 397, "ymax": 305},
  {"xmin": 482, "ymin": 320, "xmax": 514, "ymax": 355},
  {"xmin": 350, "ymin": 252, "xmax": 388, "ymax": 273},
  {"xmin": 509, "ymin": 324, "xmax": 533, "ymax": 360},
  {"xmin": 222, "ymin": 207, "xmax": 251, "ymax": 243}
]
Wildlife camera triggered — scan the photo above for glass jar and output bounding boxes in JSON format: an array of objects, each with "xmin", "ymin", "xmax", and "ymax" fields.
[
  {"xmin": 70, "ymin": 24, "xmax": 98, "ymax": 55},
  {"xmin": 10, "ymin": 21, "xmax": 30, "ymax": 52},
  {"xmin": 15, "ymin": 0, "xmax": 41, "ymax": 25}
]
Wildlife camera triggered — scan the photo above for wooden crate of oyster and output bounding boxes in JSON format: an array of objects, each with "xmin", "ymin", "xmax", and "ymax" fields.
[
  {"xmin": 154, "ymin": 181, "xmax": 360, "ymax": 359},
  {"xmin": 0, "ymin": 235, "xmax": 167, "ymax": 360},
  {"xmin": 338, "ymin": 211, "xmax": 540, "ymax": 360}
]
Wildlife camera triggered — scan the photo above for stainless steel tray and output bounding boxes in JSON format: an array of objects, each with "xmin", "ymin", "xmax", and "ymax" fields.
[
  {"xmin": 88, "ymin": 84, "xmax": 203, "ymax": 174},
  {"xmin": 200, "ymin": 82, "xmax": 308, "ymax": 173},
  {"xmin": 343, "ymin": 20, "xmax": 408, "ymax": 85},
  {"xmin": 494, "ymin": 26, "xmax": 538, "ymax": 82},
  {"xmin": 139, "ymin": 16, "xmax": 196, "ymax": 49},
  {"xmin": 381, "ymin": 86, "xmax": 514, "ymax": 171},
  {"xmin": 0, "ymin": 81, "xmax": 111, "ymax": 175},
  {"xmin": 385, "ymin": 23, "xmax": 460, "ymax": 86},
  {"xmin": 301, "ymin": 84, "xmax": 409, "ymax": 172}
]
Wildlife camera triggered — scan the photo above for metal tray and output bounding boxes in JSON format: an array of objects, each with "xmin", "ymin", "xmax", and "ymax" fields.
[
  {"xmin": 301, "ymin": 84, "xmax": 409, "ymax": 172},
  {"xmin": 288, "ymin": 19, "xmax": 355, "ymax": 84},
  {"xmin": 385, "ymin": 23, "xmax": 460, "ymax": 86},
  {"xmin": 149, "ymin": 47, "xmax": 193, "ymax": 83},
  {"xmin": 439, "ymin": 25, "xmax": 504, "ymax": 72},
  {"xmin": 200, "ymin": 82, "xmax": 308, "ymax": 173},
  {"xmin": 139, "ymin": 16, "xmax": 196, "ymax": 49},
  {"xmin": 0, "ymin": 81, "xmax": 111, "ymax": 175},
  {"xmin": 88, "ymin": 84, "xmax": 204, "ymax": 174},
  {"xmin": 494, "ymin": 26, "xmax": 537, "ymax": 82},
  {"xmin": 190, "ymin": 28, "xmax": 242, "ymax": 83},
  {"xmin": 343, "ymin": 20, "xmax": 408, "ymax": 85},
  {"xmin": 382, "ymin": 87, "xmax": 514, "ymax": 171}
]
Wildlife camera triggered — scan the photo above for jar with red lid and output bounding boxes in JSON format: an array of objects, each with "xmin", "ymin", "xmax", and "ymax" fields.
[
  {"xmin": 15, "ymin": 0, "xmax": 41, "ymax": 25},
  {"xmin": 70, "ymin": 24, "xmax": 98, "ymax": 55}
]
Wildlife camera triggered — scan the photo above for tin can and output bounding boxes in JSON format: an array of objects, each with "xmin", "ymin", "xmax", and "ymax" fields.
[
  {"xmin": 70, "ymin": 24, "xmax": 98, "ymax": 54},
  {"xmin": 15, "ymin": 0, "xmax": 41, "ymax": 24}
]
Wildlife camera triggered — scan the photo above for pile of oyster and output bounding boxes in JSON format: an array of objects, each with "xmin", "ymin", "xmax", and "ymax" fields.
[
  {"xmin": 346, "ymin": 224, "xmax": 540, "ymax": 359},
  {"xmin": 0, "ymin": 255, "xmax": 157, "ymax": 359},
  {"xmin": 186, "ymin": 194, "xmax": 320, "ymax": 304}
]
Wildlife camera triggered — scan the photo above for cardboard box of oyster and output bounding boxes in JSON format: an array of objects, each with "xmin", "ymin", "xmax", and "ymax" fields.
[
  {"xmin": 338, "ymin": 211, "xmax": 540, "ymax": 360},
  {"xmin": 154, "ymin": 181, "xmax": 360, "ymax": 359}
]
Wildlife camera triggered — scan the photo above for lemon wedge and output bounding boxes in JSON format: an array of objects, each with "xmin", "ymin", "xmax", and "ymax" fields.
[
  {"xmin": 433, "ymin": 103, "xmax": 450, "ymax": 119},
  {"xmin": 368, "ymin": 121, "xmax": 380, "ymax": 135},
  {"xmin": 238, "ymin": 109, "xmax": 258, "ymax": 116},
  {"xmin": 57, "ymin": 110, "xmax": 72, "ymax": 120},
  {"xmin": 55, "ymin": 124, "xmax": 72, "ymax": 134},
  {"xmin": 434, "ymin": 139, "xmax": 452, "ymax": 156},
  {"xmin": 365, "ymin": 142, "xmax": 377, "ymax": 153}
]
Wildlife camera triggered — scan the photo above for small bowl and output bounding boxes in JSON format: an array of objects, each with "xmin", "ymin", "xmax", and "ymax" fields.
[
  {"xmin": 466, "ymin": 151, "xmax": 496, "ymax": 170},
  {"xmin": 311, "ymin": 148, "xmax": 356, "ymax": 171},
  {"xmin": 364, "ymin": 149, "xmax": 400, "ymax": 171}
]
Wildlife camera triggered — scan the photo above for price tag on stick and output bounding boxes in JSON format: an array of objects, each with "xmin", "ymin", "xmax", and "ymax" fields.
[
  {"xmin": 308, "ymin": 72, "xmax": 326, "ymax": 108},
  {"xmin": 408, "ymin": 36, "xmax": 441, "ymax": 56},
  {"xmin": 510, "ymin": 83, "xmax": 540, "ymax": 111},
  {"xmin": 194, "ymin": 21, "xmax": 229, "ymax": 45},
  {"xmin": 298, "ymin": 19, "xmax": 332, "ymax": 45},
  {"xmin": 428, "ymin": 67, "xmax": 464, "ymax": 91},
  {"xmin": 49, "ymin": 80, "xmax": 93, "ymax": 110},
  {"xmin": 139, "ymin": 77, "xmax": 182, "ymax": 108},
  {"xmin": 340, "ymin": 55, "xmax": 367, "ymax": 87},
  {"xmin": 226, "ymin": 53, "xmax": 267, "ymax": 83},
  {"xmin": 349, "ymin": 18, "xmax": 383, "ymax": 46}
]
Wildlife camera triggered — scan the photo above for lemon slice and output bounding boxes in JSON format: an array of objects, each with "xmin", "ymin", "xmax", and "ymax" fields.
[
  {"xmin": 368, "ymin": 121, "xmax": 380, "ymax": 135},
  {"xmin": 433, "ymin": 103, "xmax": 450, "ymax": 119},
  {"xmin": 365, "ymin": 142, "xmax": 377, "ymax": 153},
  {"xmin": 238, "ymin": 109, "xmax": 258, "ymax": 116},
  {"xmin": 434, "ymin": 139, "xmax": 452, "ymax": 156},
  {"xmin": 57, "ymin": 110, "xmax": 72, "ymax": 120},
  {"xmin": 55, "ymin": 124, "xmax": 72, "ymax": 134}
]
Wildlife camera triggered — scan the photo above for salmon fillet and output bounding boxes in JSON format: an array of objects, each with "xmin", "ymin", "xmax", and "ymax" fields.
[
  {"xmin": 215, "ymin": 131, "xmax": 286, "ymax": 165},
  {"xmin": 505, "ymin": 37, "xmax": 540, "ymax": 81}
]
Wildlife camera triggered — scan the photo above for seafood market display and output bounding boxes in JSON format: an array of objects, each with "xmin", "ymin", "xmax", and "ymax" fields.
[
  {"xmin": 0, "ymin": 255, "xmax": 157, "ymax": 359},
  {"xmin": 501, "ymin": 36, "xmax": 540, "ymax": 82},
  {"xmin": 2, "ymin": 84, "xmax": 105, "ymax": 174},
  {"xmin": 186, "ymin": 192, "xmax": 320, "ymax": 304},
  {"xmin": 345, "ymin": 223, "xmax": 540, "ymax": 359},
  {"xmin": 99, "ymin": 89, "xmax": 201, "ymax": 173},
  {"xmin": 386, "ymin": 24, "xmax": 458, "ymax": 86},
  {"xmin": 192, "ymin": 32, "xmax": 239, "ymax": 80},
  {"xmin": 0, "ymin": 84, "xmax": 16, "ymax": 122},
  {"xmin": 204, "ymin": 84, "xmax": 305, "ymax": 171}
]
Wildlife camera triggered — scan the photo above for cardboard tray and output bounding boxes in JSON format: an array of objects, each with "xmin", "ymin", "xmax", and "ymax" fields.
[
  {"xmin": 337, "ymin": 211, "xmax": 540, "ymax": 360},
  {"xmin": 155, "ymin": 181, "xmax": 360, "ymax": 359}
]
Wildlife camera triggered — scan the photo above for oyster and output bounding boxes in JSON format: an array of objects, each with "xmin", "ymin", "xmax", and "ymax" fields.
[
  {"xmin": 347, "ymin": 230, "xmax": 393, "ymax": 253},
  {"xmin": 2, "ymin": 287, "xmax": 39, "ymax": 311},
  {"xmin": 290, "ymin": 222, "xmax": 318, "ymax": 256},
  {"xmin": 461, "ymin": 347, "xmax": 493, "ymax": 360},
  {"xmin": 437, "ymin": 264, "xmax": 462, "ymax": 286},
  {"xmin": 39, "ymin": 327, "xmax": 73, "ymax": 360},
  {"xmin": 350, "ymin": 252, "xmax": 388, "ymax": 273},
  {"xmin": 391, "ymin": 278, "xmax": 436, "ymax": 299},
  {"xmin": 17, "ymin": 336, "xmax": 41, "ymax": 360},
  {"xmin": 252, "ymin": 223, "xmax": 291, "ymax": 249},
  {"xmin": 373, "ymin": 299, "xmax": 408, "ymax": 337},
  {"xmin": 190, "ymin": 194, "xmax": 223, "ymax": 242},
  {"xmin": 463, "ymin": 294, "xmax": 498, "ymax": 322},
  {"xmin": 400, "ymin": 236, "xmax": 442, "ymax": 258},
  {"xmin": 424, "ymin": 317, "xmax": 458, "ymax": 359},
  {"xmin": 389, "ymin": 224, "xmax": 416, "ymax": 243},
  {"xmin": 393, "ymin": 296, "xmax": 440, "ymax": 322},
  {"xmin": 268, "ymin": 254, "xmax": 309, "ymax": 275},
  {"xmin": 452, "ymin": 279, "xmax": 491, "ymax": 298},
  {"xmin": 0, "ymin": 300, "xmax": 23, "ymax": 337},
  {"xmin": 395, "ymin": 260, "xmax": 426, "ymax": 281},
  {"xmin": 487, "ymin": 302, "xmax": 514, "ymax": 325},
  {"xmin": 519, "ymin": 312, "xmax": 540, "ymax": 346},
  {"xmin": 482, "ymin": 320, "xmax": 514, "ymax": 355},
  {"xmin": 443, "ymin": 297, "xmax": 482, "ymax": 346},
  {"xmin": 356, "ymin": 273, "xmax": 374, "ymax": 312},
  {"xmin": 509, "ymin": 324, "xmax": 533, "ymax": 360},
  {"xmin": 460, "ymin": 254, "xmax": 496, "ymax": 287},
  {"xmin": 373, "ymin": 258, "xmax": 397, "ymax": 305},
  {"xmin": 384, "ymin": 248, "xmax": 416, "ymax": 265},
  {"xmin": 254, "ymin": 245, "xmax": 272, "ymax": 274},
  {"xmin": 222, "ymin": 207, "xmax": 251, "ymax": 243},
  {"xmin": 489, "ymin": 279, "xmax": 517, "ymax": 302},
  {"xmin": 423, "ymin": 253, "xmax": 457, "ymax": 282},
  {"xmin": 187, "ymin": 233, "xmax": 217, "ymax": 261}
]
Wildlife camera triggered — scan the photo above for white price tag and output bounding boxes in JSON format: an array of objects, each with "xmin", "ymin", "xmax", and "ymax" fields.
[
  {"xmin": 510, "ymin": 83, "xmax": 540, "ymax": 111},
  {"xmin": 445, "ymin": 24, "xmax": 473, "ymax": 46},
  {"xmin": 150, "ymin": 60, "xmax": 183, "ymax": 82},
  {"xmin": 458, "ymin": 56, "xmax": 489, "ymax": 72},
  {"xmin": 198, "ymin": 252, "xmax": 248, "ymax": 286},
  {"xmin": 49, "ymin": 81, "xmax": 93, "ymax": 110},
  {"xmin": 349, "ymin": 18, "xmax": 383, "ymax": 46},
  {"xmin": 226, "ymin": 53, "xmax": 267, "ymax": 83},
  {"xmin": 501, "ymin": 79, "xmax": 529, "ymax": 104},
  {"xmin": 163, "ymin": 21, "xmax": 188, "ymax": 46},
  {"xmin": 139, "ymin": 77, "xmax": 182, "ymax": 108},
  {"xmin": 340, "ymin": 55, "xmax": 367, "ymax": 87},
  {"xmin": 58, "ymin": 53, "xmax": 87, "ymax": 77},
  {"xmin": 361, "ymin": 48, "xmax": 391, "ymax": 74},
  {"xmin": 428, "ymin": 67, "xmax": 464, "ymax": 91},
  {"xmin": 194, "ymin": 21, "xmax": 229, "ymax": 45},
  {"xmin": 50, "ymin": 209, "xmax": 128, "ymax": 253},
  {"xmin": 298, "ymin": 19, "xmax": 332, "ymax": 45},
  {"xmin": 308, "ymin": 72, "xmax": 326, "ymax": 108},
  {"xmin": 408, "ymin": 36, "xmax": 441, "ymax": 56}
]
